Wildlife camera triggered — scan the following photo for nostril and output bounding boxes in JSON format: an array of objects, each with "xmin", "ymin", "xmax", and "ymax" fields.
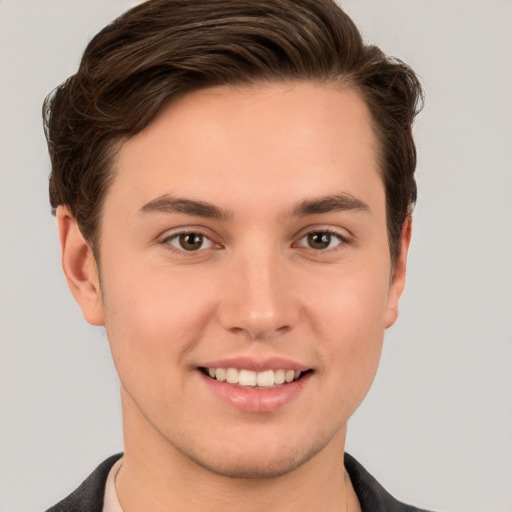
[{"xmin": 226, "ymin": 323, "xmax": 292, "ymax": 340}]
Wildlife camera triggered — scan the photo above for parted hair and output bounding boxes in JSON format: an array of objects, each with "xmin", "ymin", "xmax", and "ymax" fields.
[{"xmin": 43, "ymin": 0, "xmax": 423, "ymax": 264}]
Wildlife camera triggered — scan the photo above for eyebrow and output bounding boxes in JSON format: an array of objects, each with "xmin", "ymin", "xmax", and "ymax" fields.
[
  {"xmin": 290, "ymin": 194, "xmax": 370, "ymax": 217},
  {"xmin": 139, "ymin": 193, "xmax": 369, "ymax": 220},
  {"xmin": 139, "ymin": 195, "xmax": 232, "ymax": 220}
]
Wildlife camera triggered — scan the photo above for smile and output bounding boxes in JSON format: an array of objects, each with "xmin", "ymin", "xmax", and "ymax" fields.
[
  {"xmin": 198, "ymin": 362, "xmax": 313, "ymax": 412},
  {"xmin": 202, "ymin": 367, "xmax": 307, "ymax": 388}
]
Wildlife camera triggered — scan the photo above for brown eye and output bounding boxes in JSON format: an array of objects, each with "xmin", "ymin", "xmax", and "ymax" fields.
[
  {"xmin": 308, "ymin": 232, "xmax": 331, "ymax": 249},
  {"xmin": 167, "ymin": 232, "xmax": 214, "ymax": 251},
  {"xmin": 297, "ymin": 231, "xmax": 343, "ymax": 250},
  {"xmin": 179, "ymin": 233, "xmax": 203, "ymax": 250}
]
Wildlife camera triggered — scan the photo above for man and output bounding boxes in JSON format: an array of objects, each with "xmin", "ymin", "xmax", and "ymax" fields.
[{"xmin": 43, "ymin": 1, "xmax": 428, "ymax": 510}]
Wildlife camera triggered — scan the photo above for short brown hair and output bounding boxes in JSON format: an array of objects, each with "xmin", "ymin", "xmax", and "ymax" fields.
[{"xmin": 43, "ymin": 0, "xmax": 423, "ymax": 264}]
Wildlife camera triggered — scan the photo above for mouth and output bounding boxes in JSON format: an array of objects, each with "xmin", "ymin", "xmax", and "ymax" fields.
[
  {"xmin": 197, "ymin": 357, "xmax": 313, "ymax": 412},
  {"xmin": 199, "ymin": 367, "xmax": 313, "ymax": 388}
]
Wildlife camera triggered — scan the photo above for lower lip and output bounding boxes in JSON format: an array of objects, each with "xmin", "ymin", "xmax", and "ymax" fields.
[{"xmin": 199, "ymin": 371, "xmax": 312, "ymax": 413}]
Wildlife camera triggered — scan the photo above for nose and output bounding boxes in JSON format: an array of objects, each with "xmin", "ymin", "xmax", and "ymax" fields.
[{"xmin": 218, "ymin": 248, "xmax": 300, "ymax": 340}]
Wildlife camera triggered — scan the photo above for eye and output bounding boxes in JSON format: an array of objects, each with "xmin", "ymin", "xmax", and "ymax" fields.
[
  {"xmin": 166, "ymin": 232, "xmax": 215, "ymax": 251},
  {"xmin": 297, "ymin": 230, "xmax": 344, "ymax": 250}
]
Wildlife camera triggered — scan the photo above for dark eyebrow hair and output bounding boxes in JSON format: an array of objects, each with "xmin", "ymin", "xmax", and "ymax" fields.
[
  {"xmin": 291, "ymin": 194, "xmax": 370, "ymax": 217},
  {"xmin": 139, "ymin": 195, "xmax": 232, "ymax": 220},
  {"xmin": 139, "ymin": 193, "xmax": 368, "ymax": 221}
]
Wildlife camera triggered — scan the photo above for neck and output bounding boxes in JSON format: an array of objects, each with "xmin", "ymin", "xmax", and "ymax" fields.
[{"xmin": 116, "ymin": 389, "xmax": 358, "ymax": 512}]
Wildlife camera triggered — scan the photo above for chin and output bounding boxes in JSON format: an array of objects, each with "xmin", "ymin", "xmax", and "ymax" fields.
[
  {"xmin": 173, "ymin": 427, "xmax": 337, "ymax": 480},
  {"xmin": 187, "ymin": 450, "xmax": 312, "ymax": 480}
]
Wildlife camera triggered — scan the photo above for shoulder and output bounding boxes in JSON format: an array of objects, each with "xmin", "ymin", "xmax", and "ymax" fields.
[
  {"xmin": 45, "ymin": 454, "xmax": 122, "ymax": 512},
  {"xmin": 345, "ymin": 453, "xmax": 435, "ymax": 512}
]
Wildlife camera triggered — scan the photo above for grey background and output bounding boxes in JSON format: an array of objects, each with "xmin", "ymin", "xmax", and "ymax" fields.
[{"xmin": 1, "ymin": 1, "xmax": 511, "ymax": 511}]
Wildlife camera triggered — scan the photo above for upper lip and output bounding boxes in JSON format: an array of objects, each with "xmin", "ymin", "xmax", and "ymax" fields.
[{"xmin": 199, "ymin": 356, "xmax": 311, "ymax": 372}]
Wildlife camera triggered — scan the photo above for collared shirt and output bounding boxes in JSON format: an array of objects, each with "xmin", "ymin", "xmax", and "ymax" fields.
[
  {"xmin": 46, "ymin": 453, "xmax": 434, "ymax": 512},
  {"xmin": 102, "ymin": 457, "xmax": 123, "ymax": 512}
]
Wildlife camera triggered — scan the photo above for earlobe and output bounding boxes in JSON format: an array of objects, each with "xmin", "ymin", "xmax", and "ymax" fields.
[
  {"xmin": 56, "ymin": 206, "xmax": 104, "ymax": 326},
  {"xmin": 385, "ymin": 217, "xmax": 412, "ymax": 329}
]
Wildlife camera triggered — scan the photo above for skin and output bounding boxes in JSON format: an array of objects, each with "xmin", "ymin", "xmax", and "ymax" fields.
[{"xmin": 58, "ymin": 82, "xmax": 411, "ymax": 512}]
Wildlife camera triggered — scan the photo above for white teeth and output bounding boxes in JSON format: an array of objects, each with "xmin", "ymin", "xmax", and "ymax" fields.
[
  {"xmin": 238, "ymin": 369, "xmax": 257, "ymax": 386},
  {"xmin": 206, "ymin": 367, "xmax": 304, "ymax": 387},
  {"xmin": 274, "ymin": 369, "xmax": 285, "ymax": 384},
  {"xmin": 215, "ymin": 368, "xmax": 227, "ymax": 382},
  {"xmin": 256, "ymin": 370, "xmax": 274, "ymax": 387},
  {"xmin": 226, "ymin": 368, "xmax": 239, "ymax": 384}
]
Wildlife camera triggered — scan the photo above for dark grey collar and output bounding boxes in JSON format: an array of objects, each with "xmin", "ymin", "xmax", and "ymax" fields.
[{"xmin": 46, "ymin": 453, "xmax": 433, "ymax": 512}]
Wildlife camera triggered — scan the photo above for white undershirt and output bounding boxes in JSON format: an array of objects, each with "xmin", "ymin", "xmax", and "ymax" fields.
[{"xmin": 102, "ymin": 458, "xmax": 124, "ymax": 512}]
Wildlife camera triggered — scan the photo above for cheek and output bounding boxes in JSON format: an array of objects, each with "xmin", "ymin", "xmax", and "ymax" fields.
[
  {"xmin": 301, "ymin": 257, "xmax": 391, "ymax": 337},
  {"xmin": 100, "ymin": 260, "xmax": 217, "ymax": 385},
  {"xmin": 298, "ymin": 261, "xmax": 389, "ymax": 403}
]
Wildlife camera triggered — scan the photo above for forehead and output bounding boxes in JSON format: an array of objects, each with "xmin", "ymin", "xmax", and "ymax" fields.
[{"xmin": 108, "ymin": 81, "xmax": 382, "ymax": 217}]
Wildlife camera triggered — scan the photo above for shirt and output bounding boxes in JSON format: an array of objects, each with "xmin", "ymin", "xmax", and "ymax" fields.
[{"xmin": 46, "ymin": 453, "xmax": 434, "ymax": 512}]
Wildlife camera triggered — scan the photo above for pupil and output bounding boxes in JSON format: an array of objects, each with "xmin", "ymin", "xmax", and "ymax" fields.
[
  {"xmin": 179, "ymin": 233, "xmax": 203, "ymax": 250},
  {"xmin": 308, "ymin": 232, "xmax": 330, "ymax": 249}
]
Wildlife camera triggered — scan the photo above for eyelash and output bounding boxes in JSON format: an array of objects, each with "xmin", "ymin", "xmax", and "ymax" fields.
[
  {"xmin": 161, "ymin": 228, "xmax": 349, "ymax": 254},
  {"xmin": 294, "ymin": 229, "xmax": 347, "ymax": 251},
  {"xmin": 163, "ymin": 230, "xmax": 218, "ymax": 253}
]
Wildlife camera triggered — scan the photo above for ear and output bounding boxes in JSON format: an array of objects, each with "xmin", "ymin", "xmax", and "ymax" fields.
[
  {"xmin": 56, "ymin": 206, "xmax": 104, "ymax": 326},
  {"xmin": 385, "ymin": 217, "xmax": 412, "ymax": 329}
]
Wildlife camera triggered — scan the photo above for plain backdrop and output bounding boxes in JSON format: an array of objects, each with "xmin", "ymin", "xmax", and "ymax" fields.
[{"xmin": 0, "ymin": 1, "xmax": 511, "ymax": 511}]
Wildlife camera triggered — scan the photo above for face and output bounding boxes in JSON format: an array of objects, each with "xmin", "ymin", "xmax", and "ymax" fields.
[{"xmin": 62, "ymin": 82, "xmax": 409, "ymax": 479}]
